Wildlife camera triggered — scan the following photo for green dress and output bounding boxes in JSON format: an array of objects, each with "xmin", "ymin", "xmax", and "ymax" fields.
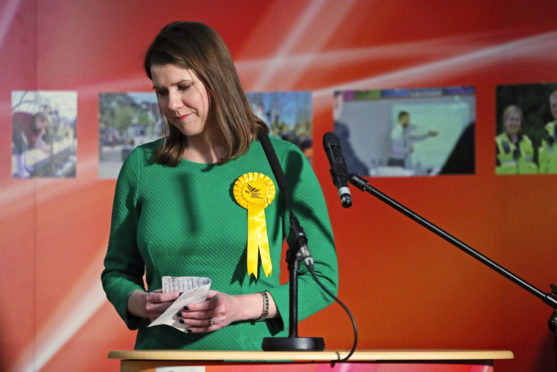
[{"xmin": 101, "ymin": 136, "xmax": 339, "ymax": 350}]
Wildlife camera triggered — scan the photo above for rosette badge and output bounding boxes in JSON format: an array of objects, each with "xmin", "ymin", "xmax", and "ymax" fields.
[{"xmin": 233, "ymin": 172, "xmax": 276, "ymax": 278}]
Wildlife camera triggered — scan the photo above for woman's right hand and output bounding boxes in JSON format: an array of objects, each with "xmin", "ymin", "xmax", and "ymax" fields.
[{"xmin": 128, "ymin": 289, "xmax": 181, "ymax": 321}]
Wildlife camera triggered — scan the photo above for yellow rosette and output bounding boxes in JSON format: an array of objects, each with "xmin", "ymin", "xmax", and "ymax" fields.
[{"xmin": 233, "ymin": 172, "xmax": 276, "ymax": 278}]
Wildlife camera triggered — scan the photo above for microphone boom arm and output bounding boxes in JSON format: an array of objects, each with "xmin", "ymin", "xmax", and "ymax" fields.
[{"xmin": 348, "ymin": 173, "xmax": 557, "ymax": 309}]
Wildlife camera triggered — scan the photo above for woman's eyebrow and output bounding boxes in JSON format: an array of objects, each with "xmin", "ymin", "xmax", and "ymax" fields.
[{"xmin": 152, "ymin": 79, "xmax": 193, "ymax": 90}]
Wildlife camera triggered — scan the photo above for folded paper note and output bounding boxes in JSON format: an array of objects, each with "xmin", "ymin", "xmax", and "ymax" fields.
[{"xmin": 148, "ymin": 276, "xmax": 212, "ymax": 332}]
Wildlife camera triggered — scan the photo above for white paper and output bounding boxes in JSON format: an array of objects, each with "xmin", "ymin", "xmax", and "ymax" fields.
[
  {"xmin": 148, "ymin": 276, "xmax": 212, "ymax": 332},
  {"xmin": 161, "ymin": 276, "xmax": 211, "ymax": 293}
]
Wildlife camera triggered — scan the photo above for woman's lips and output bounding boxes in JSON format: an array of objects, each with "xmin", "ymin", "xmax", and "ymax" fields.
[{"xmin": 177, "ymin": 114, "xmax": 190, "ymax": 120}]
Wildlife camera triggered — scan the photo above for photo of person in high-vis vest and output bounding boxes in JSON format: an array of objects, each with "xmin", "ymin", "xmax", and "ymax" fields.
[
  {"xmin": 538, "ymin": 90, "xmax": 557, "ymax": 173},
  {"xmin": 495, "ymin": 105, "xmax": 538, "ymax": 175}
]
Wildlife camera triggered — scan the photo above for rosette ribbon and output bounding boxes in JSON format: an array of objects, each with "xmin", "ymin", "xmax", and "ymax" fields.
[{"xmin": 233, "ymin": 172, "xmax": 276, "ymax": 278}]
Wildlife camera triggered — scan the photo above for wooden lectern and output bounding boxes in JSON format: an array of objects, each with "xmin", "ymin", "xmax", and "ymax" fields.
[{"xmin": 109, "ymin": 349, "xmax": 513, "ymax": 371}]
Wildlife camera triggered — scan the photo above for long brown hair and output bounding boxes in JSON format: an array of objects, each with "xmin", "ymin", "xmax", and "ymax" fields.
[{"xmin": 144, "ymin": 21, "xmax": 268, "ymax": 165}]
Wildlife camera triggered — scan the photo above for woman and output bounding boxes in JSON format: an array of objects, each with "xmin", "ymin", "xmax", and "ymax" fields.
[
  {"xmin": 101, "ymin": 21, "xmax": 338, "ymax": 350},
  {"xmin": 12, "ymin": 111, "xmax": 51, "ymax": 178},
  {"xmin": 495, "ymin": 105, "xmax": 537, "ymax": 175}
]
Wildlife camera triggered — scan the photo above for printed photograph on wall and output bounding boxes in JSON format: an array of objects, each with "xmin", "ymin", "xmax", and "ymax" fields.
[
  {"xmin": 99, "ymin": 92, "xmax": 162, "ymax": 179},
  {"xmin": 246, "ymin": 91, "xmax": 313, "ymax": 162},
  {"xmin": 495, "ymin": 83, "xmax": 557, "ymax": 175},
  {"xmin": 11, "ymin": 91, "xmax": 77, "ymax": 178},
  {"xmin": 333, "ymin": 87, "xmax": 476, "ymax": 177}
]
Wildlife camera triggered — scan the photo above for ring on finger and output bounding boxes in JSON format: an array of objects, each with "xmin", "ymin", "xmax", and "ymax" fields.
[{"xmin": 209, "ymin": 317, "xmax": 214, "ymax": 326}]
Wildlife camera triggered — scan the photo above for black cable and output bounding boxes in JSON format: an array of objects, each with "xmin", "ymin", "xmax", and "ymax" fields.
[{"xmin": 308, "ymin": 265, "xmax": 358, "ymax": 362}]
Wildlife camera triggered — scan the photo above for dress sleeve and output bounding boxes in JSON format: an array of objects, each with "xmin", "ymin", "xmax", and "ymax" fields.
[
  {"xmin": 101, "ymin": 147, "xmax": 146, "ymax": 330},
  {"xmin": 266, "ymin": 143, "xmax": 339, "ymax": 330}
]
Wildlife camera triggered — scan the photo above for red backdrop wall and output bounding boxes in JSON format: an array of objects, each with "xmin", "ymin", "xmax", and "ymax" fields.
[{"xmin": 1, "ymin": 0, "xmax": 557, "ymax": 371}]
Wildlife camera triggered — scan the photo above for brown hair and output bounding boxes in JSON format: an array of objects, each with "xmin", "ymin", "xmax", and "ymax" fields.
[
  {"xmin": 502, "ymin": 104, "xmax": 523, "ymax": 123},
  {"xmin": 34, "ymin": 112, "xmax": 50, "ymax": 131},
  {"xmin": 144, "ymin": 21, "xmax": 268, "ymax": 165}
]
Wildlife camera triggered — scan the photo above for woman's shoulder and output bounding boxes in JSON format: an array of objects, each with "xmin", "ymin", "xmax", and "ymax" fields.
[
  {"xmin": 495, "ymin": 132, "xmax": 507, "ymax": 141},
  {"xmin": 126, "ymin": 138, "xmax": 163, "ymax": 164},
  {"xmin": 263, "ymin": 135, "xmax": 314, "ymax": 177},
  {"xmin": 267, "ymin": 135, "xmax": 304, "ymax": 156},
  {"xmin": 520, "ymin": 133, "xmax": 533, "ymax": 144},
  {"xmin": 119, "ymin": 138, "xmax": 163, "ymax": 177}
]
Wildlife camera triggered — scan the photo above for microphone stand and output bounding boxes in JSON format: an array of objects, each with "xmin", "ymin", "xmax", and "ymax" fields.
[
  {"xmin": 347, "ymin": 173, "xmax": 557, "ymax": 369},
  {"xmin": 257, "ymin": 133, "xmax": 324, "ymax": 351},
  {"xmin": 261, "ymin": 212, "xmax": 325, "ymax": 351}
]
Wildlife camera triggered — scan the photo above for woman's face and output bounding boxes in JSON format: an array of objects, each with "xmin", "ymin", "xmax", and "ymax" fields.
[
  {"xmin": 550, "ymin": 95, "xmax": 557, "ymax": 120},
  {"xmin": 504, "ymin": 111, "xmax": 521, "ymax": 137},
  {"xmin": 151, "ymin": 64, "xmax": 211, "ymax": 140},
  {"xmin": 34, "ymin": 115, "xmax": 48, "ymax": 133}
]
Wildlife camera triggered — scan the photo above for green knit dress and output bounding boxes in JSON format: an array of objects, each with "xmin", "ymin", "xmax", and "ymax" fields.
[{"xmin": 101, "ymin": 136, "xmax": 338, "ymax": 350}]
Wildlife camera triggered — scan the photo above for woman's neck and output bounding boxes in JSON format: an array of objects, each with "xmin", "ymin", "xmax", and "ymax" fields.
[
  {"xmin": 508, "ymin": 133, "xmax": 518, "ymax": 143},
  {"xmin": 183, "ymin": 133, "xmax": 225, "ymax": 164}
]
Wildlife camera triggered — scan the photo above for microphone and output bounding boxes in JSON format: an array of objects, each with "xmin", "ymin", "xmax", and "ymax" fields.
[
  {"xmin": 258, "ymin": 132, "xmax": 314, "ymax": 269},
  {"xmin": 323, "ymin": 132, "xmax": 352, "ymax": 208}
]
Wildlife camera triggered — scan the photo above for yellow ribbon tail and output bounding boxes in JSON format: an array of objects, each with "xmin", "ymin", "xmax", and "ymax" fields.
[
  {"xmin": 247, "ymin": 206, "xmax": 273, "ymax": 278},
  {"xmin": 257, "ymin": 219, "xmax": 272, "ymax": 278},
  {"xmin": 247, "ymin": 207, "xmax": 260, "ymax": 278}
]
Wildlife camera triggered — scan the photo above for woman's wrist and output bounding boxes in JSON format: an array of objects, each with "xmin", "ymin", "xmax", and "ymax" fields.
[
  {"xmin": 256, "ymin": 291, "xmax": 269, "ymax": 321},
  {"xmin": 127, "ymin": 290, "xmax": 148, "ymax": 319},
  {"xmin": 236, "ymin": 291, "xmax": 277, "ymax": 322}
]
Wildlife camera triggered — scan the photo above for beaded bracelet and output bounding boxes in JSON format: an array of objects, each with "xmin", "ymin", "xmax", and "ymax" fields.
[{"xmin": 257, "ymin": 291, "xmax": 269, "ymax": 321}]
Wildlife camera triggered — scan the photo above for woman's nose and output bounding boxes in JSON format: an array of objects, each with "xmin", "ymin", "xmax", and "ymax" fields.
[{"xmin": 168, "ymin": 92, "xmax": 183, "ymax": 110}]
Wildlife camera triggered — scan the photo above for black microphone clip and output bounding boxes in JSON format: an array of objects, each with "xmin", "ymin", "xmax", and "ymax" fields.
[{"xmin": 290, "ymin": 214, "xmax": 314, "ymax": 270}]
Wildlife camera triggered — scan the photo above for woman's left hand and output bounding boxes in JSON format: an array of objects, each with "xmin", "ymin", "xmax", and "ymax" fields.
[{"xmin": 175, "ymin": 290, "xmax": 243, "ymax": 333}]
